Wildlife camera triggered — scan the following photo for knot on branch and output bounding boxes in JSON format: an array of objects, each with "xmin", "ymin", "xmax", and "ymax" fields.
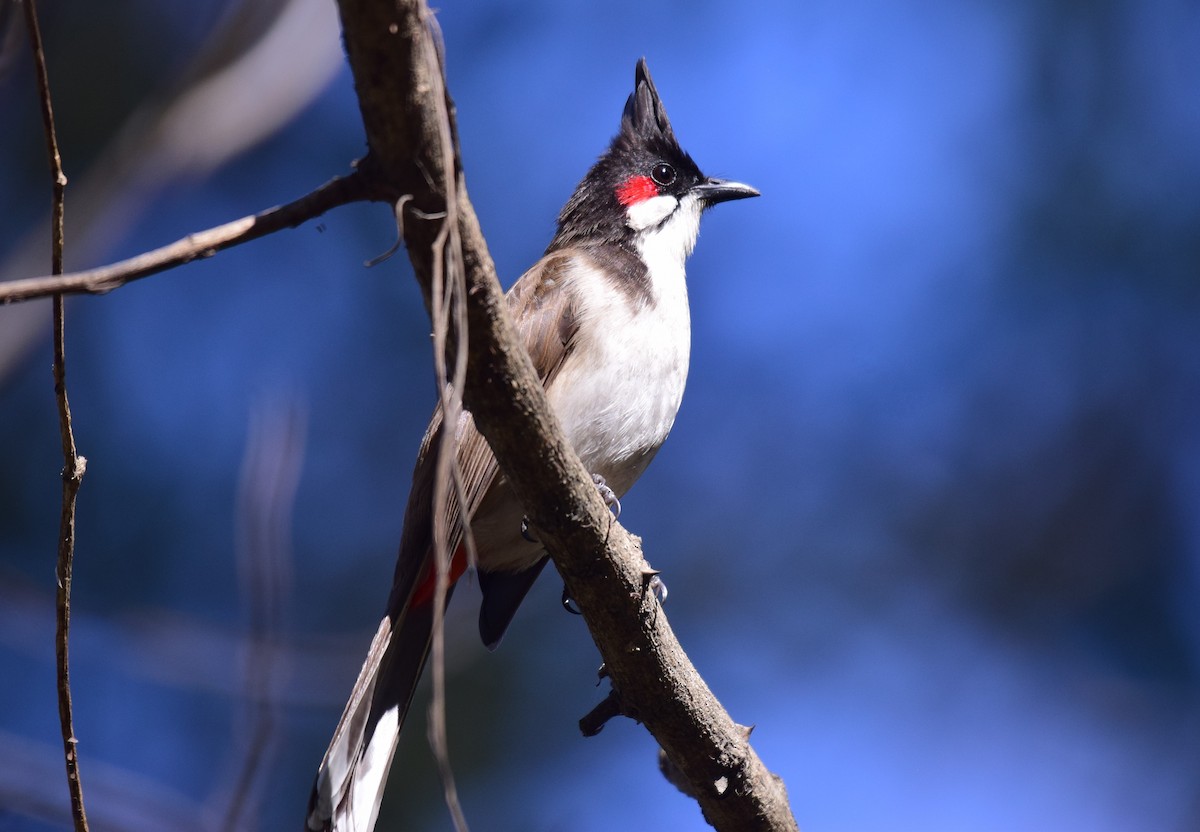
[
  {"xmin": 579, "ymin": 685, "xmax": 639, "ymax": 737},
  {"xmin": 657, "ymin": 723, "xmax": 756, "ymax": 800},
  {"xmin": 62, "ymin": 455, "xmax": 87, "ymax": 484}
]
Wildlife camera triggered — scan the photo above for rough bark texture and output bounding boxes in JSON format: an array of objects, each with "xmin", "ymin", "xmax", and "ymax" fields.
[{"xmin": 335, "ymin": 2, "xmax": 798, "ymax": 829}]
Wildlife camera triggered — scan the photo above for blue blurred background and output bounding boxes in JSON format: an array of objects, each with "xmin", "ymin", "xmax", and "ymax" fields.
[{"xmin": 2, "ymin": 1, "xmax": 1199, "ymax": 830}]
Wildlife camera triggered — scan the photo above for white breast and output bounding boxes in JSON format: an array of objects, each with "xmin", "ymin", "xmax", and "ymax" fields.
[{"xmin": 548, "ymin": 197, "xmax": 703, "ymax": 496}]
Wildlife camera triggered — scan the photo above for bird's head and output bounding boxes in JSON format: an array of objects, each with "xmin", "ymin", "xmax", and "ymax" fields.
[{"xmin": 550, "ymin": 58, "xmax": 758, "ymax": 256}]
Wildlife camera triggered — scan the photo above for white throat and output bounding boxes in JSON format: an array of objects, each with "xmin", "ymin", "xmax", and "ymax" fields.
[{"xmin": 630, "ymin": 192, "xmax": 704, "ymax": 286}]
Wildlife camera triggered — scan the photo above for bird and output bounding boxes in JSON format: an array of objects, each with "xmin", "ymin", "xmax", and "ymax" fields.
[{"xmin": 306, "ymin": 57, "xmax": 758, "ymax": 832}]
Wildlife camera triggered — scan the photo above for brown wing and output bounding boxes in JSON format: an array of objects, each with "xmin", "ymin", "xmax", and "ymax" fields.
[
  {"xmin": 506, "ymin": 249, "xmax": 581, "ymax": 390},
  {"xmin": 387, "ymin": 249, "xmax": 583, "ymax": 612},
  {"xmin": 313, "ymin": 252, "xmax": 587, "ymax": 830}
]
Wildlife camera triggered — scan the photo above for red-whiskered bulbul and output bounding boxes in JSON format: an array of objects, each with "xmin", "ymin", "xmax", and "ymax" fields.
[{"xmin": 306, "ymin": 58, "xmax": 758, "ymax": 832}]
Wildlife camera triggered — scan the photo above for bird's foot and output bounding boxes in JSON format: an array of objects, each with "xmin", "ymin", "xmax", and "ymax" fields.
[
  {"xmin": 520, "ymin": 516, "xmax": 538, "ymax": 543},
  {"xmin": 591, "ymin": 473, "xmax": 621, "ymax": 519},
  {"xmin": 643, "ymin": 569, "xmax": 669, "ymax": 605},
  {"xmin": 524, "ymin": 474, "xmax": 619, "ymax": 542},
  {"xmin": 562, "ymin": 584, "xmax": 582, "ymax": 615}
]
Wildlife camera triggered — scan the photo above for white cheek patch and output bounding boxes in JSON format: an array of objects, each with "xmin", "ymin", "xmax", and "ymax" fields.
[
  {"xmin": 625, "ymin": 194, "xmax": 678, "ymax": 231},
  {"xmin": 639, "ymin": 193, "xmax": 704, "ymax": 269}
]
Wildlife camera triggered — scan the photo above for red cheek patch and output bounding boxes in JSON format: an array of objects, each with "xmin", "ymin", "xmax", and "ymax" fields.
[{"xmin": 616, "ymin": 175, "xmax": 658, "ymax": 206}]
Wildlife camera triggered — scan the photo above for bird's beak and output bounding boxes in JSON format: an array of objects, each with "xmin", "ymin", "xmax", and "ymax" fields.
[{"xmin": 692, "ymin": 178, "xmax": 760, "ymax": 205}]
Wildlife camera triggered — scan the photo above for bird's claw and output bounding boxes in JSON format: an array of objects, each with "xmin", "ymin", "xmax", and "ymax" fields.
[
  {"xmin": 643, "ymin": 569, "xmax": 668, "ymax": 604},
  {"xmin": 562, "ymin": 584, "xmax": 582, "ymax": 615},
  {"xmin": 545, "ymin": 474, "xmax": 627, "ymax": 615},
  {"xmin": 591, "ymin": 473, "xmax": 621, "ymax": 519},
  {"xmin": 520, "ymin": 516, "xmax": 538, "ymax": 543}
]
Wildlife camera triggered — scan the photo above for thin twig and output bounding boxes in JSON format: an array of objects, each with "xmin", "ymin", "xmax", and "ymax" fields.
[
  {"xmin": 421, "ymin": 10, "xmax": 471, "ymax": 831},
  {"xmin": 0, "ymin": 172, "xmax": 378, "ymax": 305},
  {"xmin": 22, "ymin": 1, "xmax": 89, "ymax": 829}
]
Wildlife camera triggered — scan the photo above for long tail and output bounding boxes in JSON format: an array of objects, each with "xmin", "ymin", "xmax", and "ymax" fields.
[
  {"xmin": 308, "ymin": 406, "xmax": 476, "ymax": 830},
  {"xmin": 305, "ymin": 593, "xmax": 440, "ymax": 832}
]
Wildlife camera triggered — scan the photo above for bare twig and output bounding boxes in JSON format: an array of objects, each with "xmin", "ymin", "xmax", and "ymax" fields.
[
  {"xmin": 419, "ymin": 10, "xmax": 472, "ymax": 831},
  {"xmin": 0, "ymin": 0, "xmax": 341, "ymax": 385},
  {"xmin": 22, "ymin": 1, "xmax": 89, "ymax": 829},
  {"xmin": 0, "ymin": 171, "xmax": 378, "ymax": 305}
]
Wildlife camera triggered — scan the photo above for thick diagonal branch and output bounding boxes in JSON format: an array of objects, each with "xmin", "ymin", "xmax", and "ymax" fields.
[{"xmin": 334, "ymin": 2, "xmax": 797, "ymax": 829}]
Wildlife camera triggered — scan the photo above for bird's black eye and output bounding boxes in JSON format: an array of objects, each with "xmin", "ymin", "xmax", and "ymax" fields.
[{"xmin": 651, "ymin": 163, "xmax": 676, "ymax": 187}]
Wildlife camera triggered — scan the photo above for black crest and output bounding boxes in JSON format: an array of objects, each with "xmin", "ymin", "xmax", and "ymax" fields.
[
  {"xmin": 622, "ymin": 58, "xmax": 678, "ymax": 148},
  {"xmin": 549, "ymin": 58, "xmax": 702, "ymax": 253}
]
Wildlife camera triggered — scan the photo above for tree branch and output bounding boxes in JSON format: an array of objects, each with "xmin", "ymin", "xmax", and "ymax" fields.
[
  {"xmin": 0, "ymin": 172, "xmax": 377, "ymax": 305},
  {"xmin": 22, "ymin": 0, "xmax": 89, "ymax": 828},
  {"xmin": 6, "ymin": 0, "xmax": 796, "ymax": 827},
  {"xmin": 334, "ymin": 1, "xmax": 797, "ymax": 829}
]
